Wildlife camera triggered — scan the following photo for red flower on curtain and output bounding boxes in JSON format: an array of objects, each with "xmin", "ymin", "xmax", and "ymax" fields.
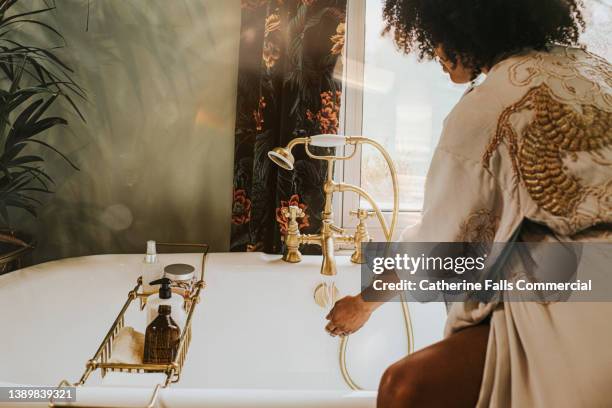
[
  {"xmin": 330, "ymin": 22, "xmax": 345, "ymax": 55},
  {"xmin": 263, "ymin": 40, "xmax": 281, "ymax": 70},
  {"xmin": 264, "ymin": 12, "xmax": 281, "ymax": 36},
  {"xmin": 275, "ymin": 194, "xmax": 310, "ymax": 235},
  {"xmin": 306, "ymin": 90, "xmax": 342, "ymax": 134},
  {"xmin": 263, "ymin": 11, "xmax": 281, "ymax": 70},
  {"xmin": 253, "ymin": 96, "xmax": 266, "ymax": 131},
  {"xmin": 232, "ymin": 189, "xmax": 252, "ymax": 225}
]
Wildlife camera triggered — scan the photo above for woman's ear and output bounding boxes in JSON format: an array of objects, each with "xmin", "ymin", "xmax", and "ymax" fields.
[{"xmin": 435, "ymin": 45, "xmax": 474, "ymax": 84}]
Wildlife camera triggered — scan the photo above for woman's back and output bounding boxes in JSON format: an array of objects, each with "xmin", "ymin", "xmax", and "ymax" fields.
[{"xmin": 425, "ymin": 46, "xmax": 612, "ymax": 243}]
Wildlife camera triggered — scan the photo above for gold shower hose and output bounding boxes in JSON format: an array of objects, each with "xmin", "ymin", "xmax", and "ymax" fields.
[{"xmin": 338, "ymin": 137, "xmax": 414, "ymax": 390}]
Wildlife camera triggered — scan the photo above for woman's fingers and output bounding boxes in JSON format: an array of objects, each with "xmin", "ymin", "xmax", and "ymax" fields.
[
  {"xmin": 326, "ymin": 317, "xmax": 353, "ymax": 337},
  {"xmin": 326, "ymin": 320, "xmax": 350, "ymax": 335},
  {"xmin": 326, "ymin": 321, "xmax": 346, "ymax": 334},
  {"xmin": 330, "ymin": 327, "xmax": 344, "ymax": 337}
]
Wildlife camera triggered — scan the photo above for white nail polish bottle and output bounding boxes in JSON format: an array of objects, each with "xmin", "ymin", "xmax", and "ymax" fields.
[{"xmin": 142, "ymin": 240, "xmax": 163, "ymax": 295}]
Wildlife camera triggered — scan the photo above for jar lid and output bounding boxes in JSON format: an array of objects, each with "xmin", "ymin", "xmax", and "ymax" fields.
[{"xmin": 164, "ymin": 263, "xmax": 195, "ymax": 281}]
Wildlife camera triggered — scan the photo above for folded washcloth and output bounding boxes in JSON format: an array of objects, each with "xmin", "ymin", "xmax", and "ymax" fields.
[{"xmin": 108, "ymin": 326, "xmax": 145, "ymax": 365}]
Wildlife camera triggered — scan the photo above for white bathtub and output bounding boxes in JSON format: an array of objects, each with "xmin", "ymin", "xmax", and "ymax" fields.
[{"xmin": 0, "ymin": 252, "xmax": 445, "ymax": 407}]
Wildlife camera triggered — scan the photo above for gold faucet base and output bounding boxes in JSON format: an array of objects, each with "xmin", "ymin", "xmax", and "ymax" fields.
[
  {"xmin": 350, "ymin": 252, "xmax": 366, "ymax": 264},
  {"xmin": 313, "ymin": 282, "xmax": 339, "ymax": 308},
  {"xmin": 283, "ymin": 250, "xmax": 302, "ymax": 263}
]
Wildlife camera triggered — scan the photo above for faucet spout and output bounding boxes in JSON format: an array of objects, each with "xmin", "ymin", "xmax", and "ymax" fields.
[{"xmin": 320, "ymin": 225, "xmax": 337, "ymax": 276}]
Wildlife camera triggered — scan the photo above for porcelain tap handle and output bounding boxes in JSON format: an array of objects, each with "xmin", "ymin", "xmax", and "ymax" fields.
[{"xmin": 282, "ymin": 205, "xmax": 305, "ymax": 220}]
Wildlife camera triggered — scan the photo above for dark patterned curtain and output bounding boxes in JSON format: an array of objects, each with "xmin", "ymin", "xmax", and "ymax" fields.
[{"xmin": 231, "ymin": 0, "xmax": 347, "ymax": 253}]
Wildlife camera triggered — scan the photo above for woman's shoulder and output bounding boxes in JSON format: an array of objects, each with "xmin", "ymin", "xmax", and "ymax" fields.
[
  {"xmin": 436, "ymin": 82, "xmax": 501, "ymax": 162},
  {"xmin": 439, "ymin": 46, "xmax": 611, "ymax": 162},
  {"xmin": 483, "ymin": 46, "xmax": 611, "ymax": 111}
]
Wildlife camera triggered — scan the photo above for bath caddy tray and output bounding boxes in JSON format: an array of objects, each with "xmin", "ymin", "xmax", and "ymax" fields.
[{"xmin": 51, "ymin": 242, "xmax": 209, "ymax": 408}]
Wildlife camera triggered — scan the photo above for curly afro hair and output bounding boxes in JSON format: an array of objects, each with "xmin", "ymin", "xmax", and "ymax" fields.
[{"xmin": 383, "ymin": 0, "xmax": 586, "ymax": 78}]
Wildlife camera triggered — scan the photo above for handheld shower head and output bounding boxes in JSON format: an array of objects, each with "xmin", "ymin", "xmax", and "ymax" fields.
[
  {"xmin": 268, "ymin": 134, "xmax": 349, "ymax": 171},
  {"xmin": 268, "ymin": 147, "xmax": 295, "ymax": 171}
]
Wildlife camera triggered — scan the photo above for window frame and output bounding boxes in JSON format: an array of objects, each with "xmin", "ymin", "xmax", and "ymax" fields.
[{"xmin": 336, "ymin": 0, "xmax": 421, "ymax": 242}]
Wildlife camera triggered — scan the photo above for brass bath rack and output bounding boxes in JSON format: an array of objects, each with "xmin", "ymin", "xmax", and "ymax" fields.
[{"xmin": 50, "ymin": 243, "xmax": 209, "ymax": 408}]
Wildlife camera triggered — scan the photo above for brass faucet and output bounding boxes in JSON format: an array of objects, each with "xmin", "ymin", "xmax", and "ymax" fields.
[
  {"xmin": 269, "ymin": 134, "xmax": 399, "ymax": 276},
  {"xmin": 271, "ymin": 136, "xmax": 413, "ymax": 391},
  {"xmin": 281, "ymin": 206, "xmax": 373, "ymax": 275}
]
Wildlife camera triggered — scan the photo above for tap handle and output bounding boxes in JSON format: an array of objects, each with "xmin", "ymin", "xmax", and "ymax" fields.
[
  {"xmin": 349, "ymin": 209, "xmax": 373, "ymax": 264},
  {"xmin": 349, "ymin": 209, "xmax": 375, "ymax": 221},
  {"xmin": 281, "ymin": 205, "xmax": 304, "ymax": 263},
  {"xmin": 282, "ymin": 205, "xmax": 306, "ymax": 220}
]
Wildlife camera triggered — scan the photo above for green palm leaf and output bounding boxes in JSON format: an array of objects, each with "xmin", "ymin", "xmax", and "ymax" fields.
[{"xmin": 0, "ymin": 0, "xmax": 84, "ymax": 225}]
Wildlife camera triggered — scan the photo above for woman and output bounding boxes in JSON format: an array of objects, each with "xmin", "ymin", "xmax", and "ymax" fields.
[{"xmin": 325, "ymin": 0, "xmax": 611, "ymax": 406}]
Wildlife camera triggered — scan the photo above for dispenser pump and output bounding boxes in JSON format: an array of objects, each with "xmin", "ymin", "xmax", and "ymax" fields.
[
  {"xmin": 150, "ymin": 278, "xmax": 172, "ymax": 299},
  {"xmin": 146, "ymin": 277, "xmax": 185, "ymax": 327}
]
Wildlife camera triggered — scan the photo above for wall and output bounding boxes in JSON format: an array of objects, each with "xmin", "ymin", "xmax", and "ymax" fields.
[{"xmin": 14, "ymin": 0, "xmax": 241, "ymax": 262}]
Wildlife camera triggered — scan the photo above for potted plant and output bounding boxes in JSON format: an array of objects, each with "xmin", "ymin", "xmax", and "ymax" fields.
[{"xmin": 0, "ymin": 0, "xmax": 84, "ymax": 273}]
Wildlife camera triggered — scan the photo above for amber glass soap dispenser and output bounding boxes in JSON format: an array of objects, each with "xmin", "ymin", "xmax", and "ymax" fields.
[{"xmin": 143, "ymin": 305, "xmax": 181, "ymax": 364}]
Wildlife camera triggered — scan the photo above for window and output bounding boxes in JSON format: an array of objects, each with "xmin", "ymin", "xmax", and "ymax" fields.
[
  {"xmin": 338, "ymin": 0, "xmax": 611, "ymax": 240},
  {"xmin": 582, "ymin": 0, "xmax": 612, "ymax": 61},
  {"xmin": 360, "ymin": 5, "xmax": 465, "ymax": 214}
]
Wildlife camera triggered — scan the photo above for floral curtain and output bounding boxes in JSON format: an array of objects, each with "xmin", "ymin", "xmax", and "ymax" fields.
[{"xmin": 231, "ymin": 0, "xmax": 347, "ymax": 253}]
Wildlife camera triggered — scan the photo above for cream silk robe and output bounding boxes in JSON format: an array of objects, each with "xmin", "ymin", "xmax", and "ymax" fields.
[{"xmin": 401, "ymin": 47, "xmax": 612, "ymax": 407}]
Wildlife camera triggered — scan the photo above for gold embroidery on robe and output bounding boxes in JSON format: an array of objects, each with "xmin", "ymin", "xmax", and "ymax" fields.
[
  {"xmin": 484, "ymin": 84, "xmax": 612, "ymax": 220},
  {"xmin": 458, "ymin": 209, "xmax": 500, "ymax": 243},
  {"xmin": 570, "ymin": 222, "xmax": 612, "ymax": 242},
  {"xmin": 508, "ymin": 47, "xmax": 612, "ymax": 109}
]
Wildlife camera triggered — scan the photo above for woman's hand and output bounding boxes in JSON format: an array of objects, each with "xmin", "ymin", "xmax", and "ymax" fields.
[{"xmin": 325, "ymin": 294, "xmax": 378, "ymax": 337}]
